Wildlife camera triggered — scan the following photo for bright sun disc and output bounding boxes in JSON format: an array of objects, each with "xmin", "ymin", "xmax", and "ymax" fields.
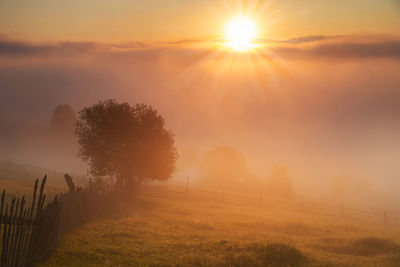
[{"xmin": 225, "ymin": 16, "xmax": 257, "ymax": 51}]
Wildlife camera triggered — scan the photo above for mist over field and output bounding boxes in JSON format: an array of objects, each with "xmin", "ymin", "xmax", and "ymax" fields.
[
  {"xmin": 1, "ymin": 1, "xmax": 400, "ymax": 265},
  {"xmin": 1, "ymin": 34, "xmax": 399, "ymax": 209}
]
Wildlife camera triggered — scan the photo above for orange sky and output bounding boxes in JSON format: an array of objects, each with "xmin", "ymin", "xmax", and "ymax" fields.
[
  {"xmin": 0, "ymin": 0, "xmax": 400, "ymax": 204},
  {"xmin": 0, "ymin": 0, "xmax": 399, "ymax": 42}
]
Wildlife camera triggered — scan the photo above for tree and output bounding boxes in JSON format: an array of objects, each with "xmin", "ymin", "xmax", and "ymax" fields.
[
  {"xmin": 49, "ymin": 104, "xmax": 78, "ymax": 156},
  {"xmin": 201, "ymin": 146, "xmax": 247, "ymax": 190},
  {"xmin": 265, "ymin": 164, "xmax": 294, "ymax": 198},
  {"xmin": 50, "ymin": 104, "xmax": 77, "ymax": 137},
  {"xmin": 75, "ymin": 99, "xmax": 178, "ymax": 191}
]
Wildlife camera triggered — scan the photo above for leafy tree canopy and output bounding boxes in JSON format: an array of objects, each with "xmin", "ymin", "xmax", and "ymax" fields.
[
  {"xmin": 75, "ymin": 99, "xmax": 178, "ymax": 191},
  {"xmin": 51, "ymin": 104, "xmax": 77, "ymax": 134}
]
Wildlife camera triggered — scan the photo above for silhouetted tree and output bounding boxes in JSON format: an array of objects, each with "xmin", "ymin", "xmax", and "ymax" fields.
[
  {"xmin": 50, "ymin": 104, "xmax": 77, "ymax": 138},
  {"xmin": 201, "ymin": 146, "xmax": 247, "ymax": 190},
  {"xmin": 266, "ymin": 164, "xmax": 294, "ymax": 198},
  {"xmin": 75, "ymin": 99, "xmax": 178, "ymax": 192}
]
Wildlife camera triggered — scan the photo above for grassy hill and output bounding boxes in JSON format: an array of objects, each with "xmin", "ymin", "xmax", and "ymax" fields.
[
  {"xmin": 39, "ymin": 196, "xmax": 400, "ymax": 266},
  {"xmin": 1, "ymin": 163, "xmax": 399, "ymax": 266},
  {"xmin": 0, "ymin": 161, "xmax": 88, "ymax": 201}
]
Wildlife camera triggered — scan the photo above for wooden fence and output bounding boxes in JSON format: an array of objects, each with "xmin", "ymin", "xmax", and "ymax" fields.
[
  {"xmin": 138, "ymin": 184, "xmax": 400, "ymax": 226},
  {"xmin": 0, "ymin": 175, "xmax": 117, "ymax": 267}
]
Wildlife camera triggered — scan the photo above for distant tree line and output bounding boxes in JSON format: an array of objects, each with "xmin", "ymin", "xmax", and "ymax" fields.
[{"xmin": 200, "ymin": 146, "xmax": 294, "ymax": 197}]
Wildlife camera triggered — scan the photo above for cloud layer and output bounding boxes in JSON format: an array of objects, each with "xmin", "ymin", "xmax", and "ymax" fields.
[{"xmin": 1, "ymin": 34, "xmax": 400, "ymax": 59}]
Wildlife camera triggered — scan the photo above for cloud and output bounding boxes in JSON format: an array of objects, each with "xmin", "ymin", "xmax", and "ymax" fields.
[
  {"xmin": 268, "ymin": 38, "xmax": 400, "ymax": 60},
  {"xmin": 155, "ymin": 37, "xmax": 213, "ymax": 46},
  {"xmin": 0, "ymin": 40, "xmax": 97, "ymax": 56},
  {"xmin": 0, "ymin": 37, "xmax": 213, "ymax": 57},
  {"xmin": 1, "ymin": 34, "xmax": 399, "ymax": 60},
  {"xmin": 0, "ymin": 39, "xmax": 152, "ymax": 56},
  {"xmin": 283, "ymin": 35, "xmax": 335, "ymax": 44},
  {"xmin": 257, "ymin": 35, "xmax": 337, "ymax": 45},
  {"xmin": 0, "ymin": 33, "xmax": 9, "ymax": 40}
]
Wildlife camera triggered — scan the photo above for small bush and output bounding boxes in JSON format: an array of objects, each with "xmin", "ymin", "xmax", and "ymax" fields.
[
  {"xmin": 225, "ymin": 251, "xmax": 260, "ymax": 266},
  {"xmin": 254, "ymin": 243, "xmax": 308, "ymax": 266},
  {"xmin": 223, "ymin": 242, "xmax": 308, "ymax": 267},
  {"xmin": 349, "ymin": 237, "xmax": 400, "ymax": 256},
  {"xmin": 315, "ymin": 237, "xmax": 400, "ymax": 257}
]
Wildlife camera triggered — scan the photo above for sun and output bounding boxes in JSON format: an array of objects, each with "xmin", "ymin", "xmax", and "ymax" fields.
[{"xmin": 225, "ymin": 16, "xmax": 258, "ymax": 52}]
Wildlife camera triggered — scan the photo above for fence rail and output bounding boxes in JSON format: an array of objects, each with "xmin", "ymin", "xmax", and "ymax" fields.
[{"xmin": 138, "ymin": 184, "xmax": 400, "ymax": 226}]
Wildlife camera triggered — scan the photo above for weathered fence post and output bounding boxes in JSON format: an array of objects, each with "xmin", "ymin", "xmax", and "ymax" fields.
[
  {"xmin": 1, "ymin": 203, "xmax": 9, "ymax": 267},
  {"xmin": 64, "ymin": 174, "xmax": 76, "ymax": 193},
  {"xmin": 0, "ymin": 191, "xmax": 4, "ymax": 240}
]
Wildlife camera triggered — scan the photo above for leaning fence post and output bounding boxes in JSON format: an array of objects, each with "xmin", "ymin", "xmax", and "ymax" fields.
[
  {"xmin": 8, "ymin": 197, "xmax": 20, "ymax": 267},
  {"xmin": 14, "ymin": 204, "xmax": 27, "ymax": 267},
  {"xmin": 0, "ymin": 190, "xmax": 5, "ymax": 239},
  {"xmin": 64, "ymin": 174, "xmax": 76, "ymax": 193},
  {"xmin": 4, "ymin": 198, "xmax": 16, "ymax": 266},
  {"xmin": 1, "ymin": 204, "xmax": 9, "ymax": 267}
]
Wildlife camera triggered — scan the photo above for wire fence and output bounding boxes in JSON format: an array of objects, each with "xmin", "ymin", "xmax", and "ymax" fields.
[
  {"xmin": 138, "ymin": 184, "xmax": 400, "ymax": 227},
  {"xmin": 3, "ymin": 161, "xmax": 398, "ymax": 227}
]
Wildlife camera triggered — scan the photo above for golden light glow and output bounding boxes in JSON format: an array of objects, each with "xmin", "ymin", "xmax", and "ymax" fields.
[{"xmin": 225, "ymin": 16, "xmax": 258, "ymax": 52}]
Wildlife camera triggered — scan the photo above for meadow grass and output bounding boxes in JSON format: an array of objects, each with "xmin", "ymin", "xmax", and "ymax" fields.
[
  {"xmin": 38, "ymin": 196, "xmax": 400, "ymax": 267},
  {"xmin": 1, "ymin": 165, "xmax": 398, "ymax": 266},
  {"xmin": 0, "ymin": 161, "xmax": 81, "ymax": 202}
]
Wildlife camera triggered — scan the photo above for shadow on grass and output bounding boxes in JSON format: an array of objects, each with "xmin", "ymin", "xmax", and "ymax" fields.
[
  {"xmin": 187, "ymin": 241, "xmax": 309, "ymax": 267},
  {"xmin": 349, "ymin": 237, "xmax": 400, "ymax": 256},
  {"xmin": 315, "ymin": 237, "xmax": 400, "ymax": 257}
]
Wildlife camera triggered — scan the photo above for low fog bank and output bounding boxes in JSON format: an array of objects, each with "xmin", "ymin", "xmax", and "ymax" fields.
[
  {"xmin": 175, "ymin": 146, "xmax": 399, "ymax": 211},
  {"xmin": 0, "ymin": 105, "xmax": 85, "ymax": 174},
  {"xmin": 0, "ymin": 34, "xmax": 399, "ymax": 210}
]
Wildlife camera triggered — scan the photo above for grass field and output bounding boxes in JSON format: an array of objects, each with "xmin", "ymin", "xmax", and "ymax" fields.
[
  {"xmin": 1, "ymin": 163, "xmax": 399, "ymax": 266},
  {"xmin": 38, "ymin": 196, "xmax": 400, "ymax": 267},
  {"xmin": 0, "ymin": 161, "xmax": 87, "ymax": 202}
]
